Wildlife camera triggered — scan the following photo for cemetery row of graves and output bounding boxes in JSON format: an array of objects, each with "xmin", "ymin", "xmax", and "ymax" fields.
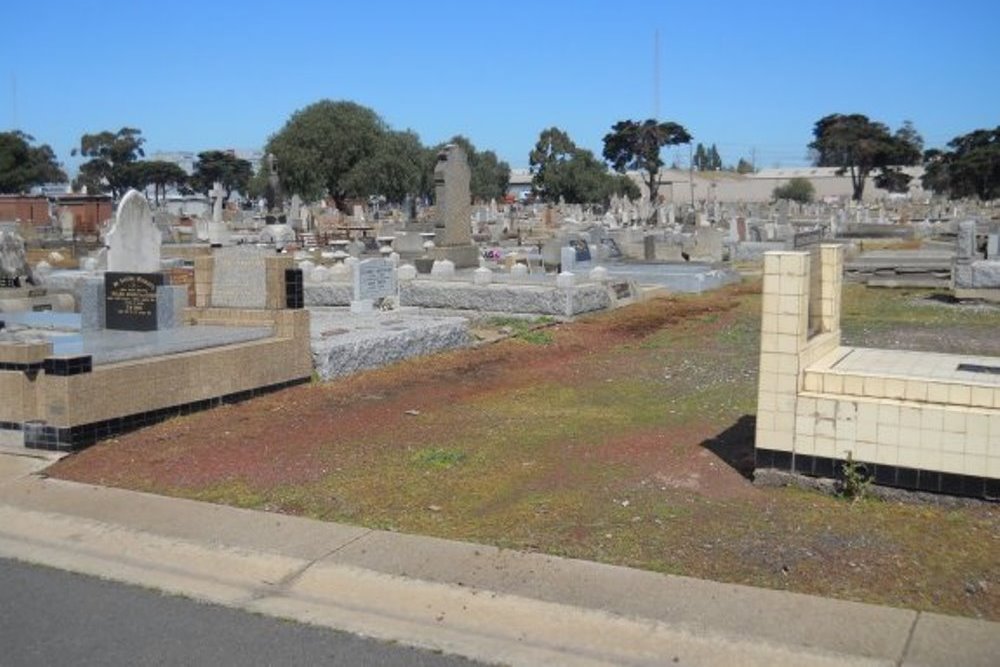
[{"xmin": 0, "ymin": 143, "xmax": 998, "ymax": 619}]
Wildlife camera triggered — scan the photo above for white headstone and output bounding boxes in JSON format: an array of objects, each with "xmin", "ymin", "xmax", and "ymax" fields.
[
  {"xmin": 311, "ymin": 265, "xmax": 331, "ymax": 283},
  {"xmin": 58, "ymin": 209, "xmax": 75, "ymax": 241},
  {"xmin": 430, "ymin": 259, "xmax": 456, "ymax": 278},
  {"xmin": 510, "ymin": 263, "xmax": 529, "ymax": 281},
  {"xmin": 210, "ymin": 182, "xmax": 225, "ymax": 223},
  {"xmin": 351, "ymin": 257, "xmax": 396, "ymax": 312},
  {"xmin": 588, "ymin": 266, "xmax": 609, "ymax": 282},
  {"xmin": 106, "ymin": 189, "xmax": 161, "ymax": 273},
  {"xmin": 397, "ymin": 264, "xmax": 418, "ymax": 281},
  {"xmin": 473, "ymin": 266, "xmax": 493, "ymax": 285},
  {"xmin": 560, "ymin": 246, "xmax": 576, "ymax": 272},
  {"xmin": 556, "ymin": 271, "xmax": 576, "ymax": 289}
]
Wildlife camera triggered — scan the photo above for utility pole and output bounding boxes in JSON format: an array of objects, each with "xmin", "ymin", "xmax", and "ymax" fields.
[
  {"xmin": 653, "ymin": 29, "xmax": 660, "ymax": 120},
  {"xmin": 10, "ymin": 73, "xmax": 17, "ymax": 130},
  {"xmin": 688, "ymin": 142, "xmax": 695, "ymax": 207}
]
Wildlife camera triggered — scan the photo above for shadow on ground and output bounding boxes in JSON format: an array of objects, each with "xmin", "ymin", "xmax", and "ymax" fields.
[{"xmin": 700, "ymin": 414, "xmax": 756, "ymax": 480}]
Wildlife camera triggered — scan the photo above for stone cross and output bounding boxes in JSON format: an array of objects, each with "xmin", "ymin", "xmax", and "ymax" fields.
[
  {"xmin": 210, "ymin": 182, "xmax": 226, "ymax": 223},
  {"xmin": 106, "ymin": 189, "xmax": 161, "ymax": 273},
  {"xmin": 433, "ymin": 144, "xmax": 472, "ymax": 246}
]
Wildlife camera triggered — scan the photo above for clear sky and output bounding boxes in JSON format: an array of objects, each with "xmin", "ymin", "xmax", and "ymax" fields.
[{"xmin": 3, "ymin": 0, "xmax": 998, "ymax": 174}]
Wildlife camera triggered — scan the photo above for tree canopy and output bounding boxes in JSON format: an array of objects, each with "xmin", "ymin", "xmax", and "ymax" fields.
[
  {"xmin": 129, "ymin": 161, "xmax": 188, "ymax": 205},
  {"xmin": 265, "ymin": 100, "xmax": 388, "ymax": 205},
  {"xmin": 807, "ymin": 114, "xmax": 921, "ymax": 201},
  {"xmin": 191, "ymin": 150, "xmax": 253, "ymax": 200},
  {"xmin": 693, "ymin": 143, "xmax": 722, "ymax": 171},
  {"xmin": 735, "ymin": 157, "xmax": 755, "ymax": 174},
  {"xmin": 343, "ymin": 130, "xmax": 428, "ymax": 204},
  {"xmin": 772, "ymin": 177, "xmax": 815, "ymax": 203},
  {"xmin": 529, "ymin": 126, "xmax": 637, "ymax": 204},
  {"xmin": 0, "ymin": 131, "xmax": 66, "ymax": 194},
  {"xmin": 602, "ymin": 119, "xmax": 692, "ymax": 205},
  {"xmin": 72, "ymin": 127, "xmax": 146, "ymax": 198},
  {"xmin": 921, "ymin": 127, "xmax": 1000, "ymax": 201}
]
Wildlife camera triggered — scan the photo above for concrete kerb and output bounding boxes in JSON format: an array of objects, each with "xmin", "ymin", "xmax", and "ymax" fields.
[{"xmin": 0, "ymin": 456, "xmax": 995, "ymax": 666}]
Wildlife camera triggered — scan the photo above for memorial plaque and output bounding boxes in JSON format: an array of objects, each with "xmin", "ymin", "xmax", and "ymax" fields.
[
  {"xmin": 353, "ymin": 258, "xmax": 397, "ymax": 301},
  {"xmin": 104, "ymin": 272, "xmax": 164, "ymax": 331}
]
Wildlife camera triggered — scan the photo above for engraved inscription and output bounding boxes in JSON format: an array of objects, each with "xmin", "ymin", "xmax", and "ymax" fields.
[{"xmin": 104, "ymin": 271, "xmax": 163, "ymax": 331}]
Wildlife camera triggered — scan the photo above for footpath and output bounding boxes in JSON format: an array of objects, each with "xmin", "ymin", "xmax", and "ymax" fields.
[{"xmin": 0, "ymin": 450, "xmax": 996, "ymax": 667}]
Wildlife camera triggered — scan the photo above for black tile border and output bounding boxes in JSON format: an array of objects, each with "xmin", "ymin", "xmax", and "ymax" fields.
[
  {"xmin": 0, "ymin": 361, "xmax": 44, "ymax": 374},
  {"xmin": 43, "ymin": 355, "xmax": 93, "ymax": 376},
  {"xmin": 285, "ymin": 268, "xmax": 304, "ymax": 309},
  {"xmin": 23, "ymin": 376, "xmax": 310, "ymax": 452},
  {"xmin": 755, "ymin": 447, "xmax": 997, "ymax": 501}
]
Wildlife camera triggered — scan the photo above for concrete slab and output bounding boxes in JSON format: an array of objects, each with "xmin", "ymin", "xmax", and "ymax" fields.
[
  {"xmin": 0, "ymin": 460, "xmax": 995, "ymax": 666},
  {"xmin": 906, "ymin": 612, "xmax": 1000, "ymax": 667},
  {"xmin": 2, "ymin": 311, "xmax": 274, "ymax": 365}
]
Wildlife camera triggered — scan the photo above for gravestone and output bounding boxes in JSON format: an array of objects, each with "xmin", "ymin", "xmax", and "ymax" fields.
[
  {"xmin": 351, "ymin": 258, "xmax": 396, "ymax": 313},
  {"xmin": 59, "ymin": 208, "xmax": 76, "ymax": 241},
  {"xmin": 211, "ymin": 246, "xmax": 270, "ymax": 309},
  {"xmin": 104, "ymin": 272, "xmax": 164, "ymax": 331},
  {"xmin": 0, "ymin": 229, "xmax": 35, "ymax": 287},
  {"xmin": 106, "ymin": 190, "xmax": 161, "ymax": 273},
  {"xmin": 210, "ymin": 182, "xmax": 225, "ymax": 223},
  {"xmin": 956, "ymin": 220, "xmax": 977, "ymax": 260},
  {"xmin": 560, "ymin": 246, "xmax": 576, "ymax": 272},
  {"xmin": 208, "ymin": 182, "xmax": 230, "ymax": 246},
  {"xmin": 264, "ymin": 153, "xmax": 282, "ymax": 213},
  {"xmin": 289, "ymin": 194, "xmax": 302, "ymax": 230},
  {"xmin": 569, "ymin": 238, "xmax": 592, "ymax": 262},
  {"xmin": 101, "ymin": 191, "xmax": 186, "ymax": 331},
  {"xmin": 430, "ymin": 144, "xmax": 478, "ymax": 268}
]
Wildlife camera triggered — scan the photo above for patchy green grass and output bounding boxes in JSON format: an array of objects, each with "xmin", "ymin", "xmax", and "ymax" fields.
[
  {"xmin": 49, "ymin": 281, "xmax": 1000, "ymax": 620},
  {"xmin": 412, "ymin": 448, "xmax": 468, "ymax": 469}
]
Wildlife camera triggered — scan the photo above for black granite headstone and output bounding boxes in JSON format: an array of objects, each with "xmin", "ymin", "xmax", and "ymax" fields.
[
  {"xmin": 104, "ymin": 272, "xmax": 164, "ymax": 331},
  {"xmin": 570, "ymin": 239, "xmax": 591, "ymax": 262}
]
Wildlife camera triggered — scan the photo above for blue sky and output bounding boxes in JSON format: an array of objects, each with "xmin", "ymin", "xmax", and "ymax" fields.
[{"xmin": 4, "ymin": 0, "xmax": 998, "ymax": 173}]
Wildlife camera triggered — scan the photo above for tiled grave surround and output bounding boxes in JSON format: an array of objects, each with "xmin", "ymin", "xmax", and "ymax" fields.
[
  {"xmin": 0, "ymin": 253, "xmax": 310, "ymax": 451},
  {"xmin": 755, "ymin": 245, "xmax": 999, "ymax": 499}
]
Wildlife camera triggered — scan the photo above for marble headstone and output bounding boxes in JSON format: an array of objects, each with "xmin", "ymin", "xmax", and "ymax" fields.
[{"xmin": 106, "ymin": 189, "xmax": 161, "ymax": 273}]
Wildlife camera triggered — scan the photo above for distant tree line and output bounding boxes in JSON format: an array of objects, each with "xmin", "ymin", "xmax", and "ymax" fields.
[{"xmin": 1, "ymin": 106, "xmax": 998, "ymax": 207}]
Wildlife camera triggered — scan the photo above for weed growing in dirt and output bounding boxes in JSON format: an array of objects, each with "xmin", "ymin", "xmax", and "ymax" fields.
[
  {"xmin": 839, "ymin": 451, "xmax": 871, "ymax": 501},
  {"xmin": 516, "ymin": 329, "xmax": 554, "ymax": 345},
  {"xmin": 412, "ymin": 448, "xmax": 467, "ymax": 469}
]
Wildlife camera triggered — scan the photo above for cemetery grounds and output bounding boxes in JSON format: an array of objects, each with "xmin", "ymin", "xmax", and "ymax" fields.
[{"xmin": 50, "ymin": 280, "xmax": 1000, "ymax": 621}]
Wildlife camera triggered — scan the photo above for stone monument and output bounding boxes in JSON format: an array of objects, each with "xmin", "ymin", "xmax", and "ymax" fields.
[
  {"xmin": 106, "ymin": 190, "xmax": 161, "ymax": 273},
  {"xmin": 95, "ymin": 190, "xmax": 186, "ymax": 331},
  {"xmin": 264, "ymin": 153, "xmax": 285, "ymax": 223},
  {"xmin": 430, "ymin": 144, "xmax": 479, "ymax": 268},
  {"xmin": 0, "ymin": 229, "xmax": 35, "ymax": 287},
  {"xmin": 208, "ymin": 181, "xmax": 230, "ymax": 246}
]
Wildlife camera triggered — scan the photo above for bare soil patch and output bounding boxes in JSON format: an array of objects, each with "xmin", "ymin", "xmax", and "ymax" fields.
[{"xmin": 49, "ymin": 282, "xmax": 1000, "ymax": 620}]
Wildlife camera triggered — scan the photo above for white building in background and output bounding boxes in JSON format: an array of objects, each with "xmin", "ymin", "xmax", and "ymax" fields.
[
  {"xmin": 635, "ymin": 166, "xmax": 928, "ymax": 205},
  {"xmin": 146, "ymin": 149, "xmax": 265, "ymax": 176}
]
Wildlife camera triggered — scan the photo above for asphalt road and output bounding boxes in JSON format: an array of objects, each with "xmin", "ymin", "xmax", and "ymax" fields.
[{"xmin": 0, "ymin": 557, "xmax": 486, "ymax": 666}]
